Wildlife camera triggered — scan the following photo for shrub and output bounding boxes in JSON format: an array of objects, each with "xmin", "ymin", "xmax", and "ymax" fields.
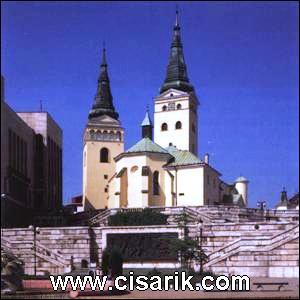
[
  {"xmin": 109, "ymin": 248, "xmax": 123, "ymax": 277},
  {"xmin": 101, "ymin": 248, "xmax": 110, "ymax": 275},
  {"xmin": 108, "ymin": 208, "xmax": 168, "ymax": 226},
  {"xmin": 101, "ymin": 248, "xmax": 123, "ymax": 277}
]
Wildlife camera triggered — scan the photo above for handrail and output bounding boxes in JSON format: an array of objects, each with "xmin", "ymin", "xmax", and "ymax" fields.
[{"xmin": 205, "ymin": 225, "xmax": 299, "ymax": 267}]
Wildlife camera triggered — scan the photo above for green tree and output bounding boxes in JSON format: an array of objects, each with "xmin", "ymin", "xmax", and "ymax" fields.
[
  {"xmin": 109, "ymin": 248, "xmax": 123, "ymax": 277},
  {"xmin": 101, "ymin": 248, "xmax": 110, "ymax": 275},
  {"xmin": 168, "ymin": 211, "xmax": 208, "ymax": 273}
]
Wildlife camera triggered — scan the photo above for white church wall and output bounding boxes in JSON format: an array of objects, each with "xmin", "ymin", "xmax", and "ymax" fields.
[
  {"xmin": 164, "ymin": 170, "xmax": 174, "ymax": 207},
  {"xmin": 154, "ymin": 95, "xmax": 191, "ymax": 151},
  {"xmin": 116, "ymin": 155, "xmax": 147, "ymax": 208},
  {"xmin": 176, "ymin": 167, "xmax": 205, "ymax": 206},
  {"xmin": 204, "ymin": 166, "xmax": 221, "ymax": 205}
]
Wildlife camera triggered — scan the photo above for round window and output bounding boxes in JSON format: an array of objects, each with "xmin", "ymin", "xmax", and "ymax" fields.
[{"xmin": 131, "ymin": 166, "xmax": 138, "ymax": 173}]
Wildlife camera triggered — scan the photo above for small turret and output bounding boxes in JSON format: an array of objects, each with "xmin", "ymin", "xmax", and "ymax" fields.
[
  {"xmin": 234, "ymin": 176, "xmax": 249, "ymax": 207},
  {"xmin": 141, "ymin": 109, "xmax": 153, "ymax": 140}
]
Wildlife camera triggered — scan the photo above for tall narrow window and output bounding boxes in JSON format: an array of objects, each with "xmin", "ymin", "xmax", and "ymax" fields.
[
  {"xmin": 100, "ymin": 148, "xmax": 109, "ymax": 163},
  {"xmin": 175, "ymin": 121, "xmax": 182, "ymax": 129},
  {"xmin": 161, "ymin": 123, "xmax": 168, "ymax": 131},
  {"xmin": 153, "ymin": 171, "xmax": 160, "ymax": 195},
  {"xmin": 176, "ymin": 103, "xmax": 182, "ymax": 110},
  {"xmin": 162, "ymin": 105, "xmax": 167, "ymax": 111}
]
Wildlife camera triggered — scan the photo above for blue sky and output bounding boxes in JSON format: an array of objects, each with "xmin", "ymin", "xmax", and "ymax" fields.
[{"xmin": 1, "ymin": 1, "xmax": 299, "ymax": 208}]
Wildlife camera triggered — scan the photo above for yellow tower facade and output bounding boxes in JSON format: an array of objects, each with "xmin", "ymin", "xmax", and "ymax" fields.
[{"xmin": 82, "ymin": 48, "xmax": 124, "ymax": 210}]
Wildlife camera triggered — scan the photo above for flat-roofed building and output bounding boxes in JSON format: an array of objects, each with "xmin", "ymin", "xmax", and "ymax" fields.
[{"xmin": 1, "ymin": 75, "xmax": 63, "ymax": 227}]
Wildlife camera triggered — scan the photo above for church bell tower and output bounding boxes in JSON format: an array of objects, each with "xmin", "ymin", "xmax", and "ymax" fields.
[
  {"xmin": 154, "ymin": 10, "xmax": 199, "ymax": 155},
  {"xmin": 83, "ymin": 47, "xmax": 124, "ymax": 211}
]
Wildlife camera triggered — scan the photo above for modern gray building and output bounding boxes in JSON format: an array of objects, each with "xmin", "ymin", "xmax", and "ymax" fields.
[{"xmin": 1, "ymin": 75, "xmax": 63, "ymax": 227}]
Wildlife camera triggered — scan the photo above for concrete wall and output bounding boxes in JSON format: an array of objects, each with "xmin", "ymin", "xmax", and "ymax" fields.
[{"xmin": 1, "ymin": 101, "xmax": 35, "ymax": 227}]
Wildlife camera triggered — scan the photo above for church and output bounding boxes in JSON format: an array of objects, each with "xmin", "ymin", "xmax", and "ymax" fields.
[{"xmin": 82, "ymin": 11, "xmax": 248, "ymax": 211}]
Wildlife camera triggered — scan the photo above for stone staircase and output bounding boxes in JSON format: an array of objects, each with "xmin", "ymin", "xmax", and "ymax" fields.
[
  {"xmin": 88, "ymin": 209, "xmax": 112, "ymax": 226},
  {"xmin": 1, "ymin": 235, "xmax": 70, "ymax": 275},
  {"xmin": 204, "ymin": 224, "xmax": 299, "ymax": 268},
  {"xmin": 85, "ymin": 206, "xmax": 299, "ymax": 227}
]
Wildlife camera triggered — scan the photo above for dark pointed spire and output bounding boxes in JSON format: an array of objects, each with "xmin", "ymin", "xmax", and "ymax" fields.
[
  {"xmin": 280, "ymin": 187, "xmax": 288, "ymax": 203},
  {"xmin": 160, "ymin": 9, "xmax": 194, "ymax": 94},
  {"xmin": 141, "ymin": 108, "xmax": 153, "ymax": 140},
  {"xmin": 89, "ymin": 46, "xmax": 119, "ymax": 120}
]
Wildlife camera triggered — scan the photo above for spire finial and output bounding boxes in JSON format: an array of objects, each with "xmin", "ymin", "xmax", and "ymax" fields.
[
  {"xmin": 101, "ymin": 42, "xmax": 107, "ymax": 66},
  {"xmin": 175, "ymin": 5, "xmax": 179, "ymax": 27}
]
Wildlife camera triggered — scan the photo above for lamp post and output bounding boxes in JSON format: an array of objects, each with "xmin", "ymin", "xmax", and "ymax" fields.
[
  {"xmin": 197, "ymin": 221, "xmax": 204, "ymax": 274},
  {"xmin": 29, "ymin": 225, "xmax": 40, "ymax": 277},
  {"xmin": 1, "ymin": 193, "xmax": 7, "ymax": 229},
  {"xmin": 257, "ymin": 201, "xmax": 266, "ymax": 221}
]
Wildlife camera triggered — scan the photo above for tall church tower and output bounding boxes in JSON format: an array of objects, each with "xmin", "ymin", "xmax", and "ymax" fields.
[
  {"xmin": 154, "ymin": 11, "xmax": 199, "ymax": 155},
  {"xmin": 83, "ymin": 48, "xmax": 124, "ymax": 210}
]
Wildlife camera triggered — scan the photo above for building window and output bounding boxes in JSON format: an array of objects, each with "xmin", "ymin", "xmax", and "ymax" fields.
[
  {"xmin": 168, "ymin": 102, "xmax": 175, "ymax": 110},
  {"xmin": 100, "ymin": 147, "xmax": 109, "ymax": 163},
  {"xmin": 162, "ymin": 105, "xmax": 167, "ymax": 111},
  {"xmin": 176, "ymin": 103, "xmax": 182, "ymax": 110},
  {"xmin": 175, "ymin": 121, "xmax": 182, "ymax": 129},
  {"xmin": 117, "ymin": 131, "xmax": 122, "ymax": 141},
  {"xmin": 161, "ymin": 123, "xmax": 168, "ymax": 131},
  {"xmin": 90, "ymin": 130, "xmax": 95, "ymax": 139},
  {"xmin": 192, "ymin": 124, "xmax": 196, "ymax": 133},
  {"xmin": 104, "ymin": 174, "xmax": 108, "ymax": 179},
  {"xmin": 169, "ymin": 142, "xmax": 173, "ymax": 146},
  {"xmin": 104, "ymin": 188, "xmax": 108, "ymax": 193},
  {"xmin": 131, "ymin": 166, "xmax": 138, "ymax": 173},
  {"xmin": 153, "ymin": 171, "xmax": 160, "ymax": 195},
  {"xmin": 102, "ymin": 130, "xmax": 108, "ymax": 141}
]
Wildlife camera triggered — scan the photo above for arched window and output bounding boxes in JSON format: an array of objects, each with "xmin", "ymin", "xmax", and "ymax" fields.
[
  {"xmin": 96, "ymin": 130, "xmax": 101, "ymax": 140},
  {"xmin": 176, "ymin": 103, "xmax": 182, "ymax": 110},
  {"xmin": 131, "ymin": 166, "xmax": 138, "ymax": 173},
  {"xmin": 153, "ymin": 171, "xmax": 160, "ymax": 195},
  {"xmin": 161, "ymin": 123, "xmax": 168, "ymax": 131},
  {"xmin": 175, "ymin": 121, "xmax": 182, "ymax": 129},
  {"xmin": 100, "ymin": 147, "xmax": 109, "ymax": 163},
  {"xmin": 108, "ymin": 131, "xmax": 114, "ymax": 141},
  {"xmin": 117, "ymin": 131, "xmax": 122, "ymax": 141},
  {"xmin": 103, "ymin": 130, "xmax": 108, "ymax": 141},
  {"xmin": 162, "ymin": 105, "xmax": 167, "ymax": 111},
  {"xmin": 90, "ymin": 130, "xmax": 95, "ymax": 139}
]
